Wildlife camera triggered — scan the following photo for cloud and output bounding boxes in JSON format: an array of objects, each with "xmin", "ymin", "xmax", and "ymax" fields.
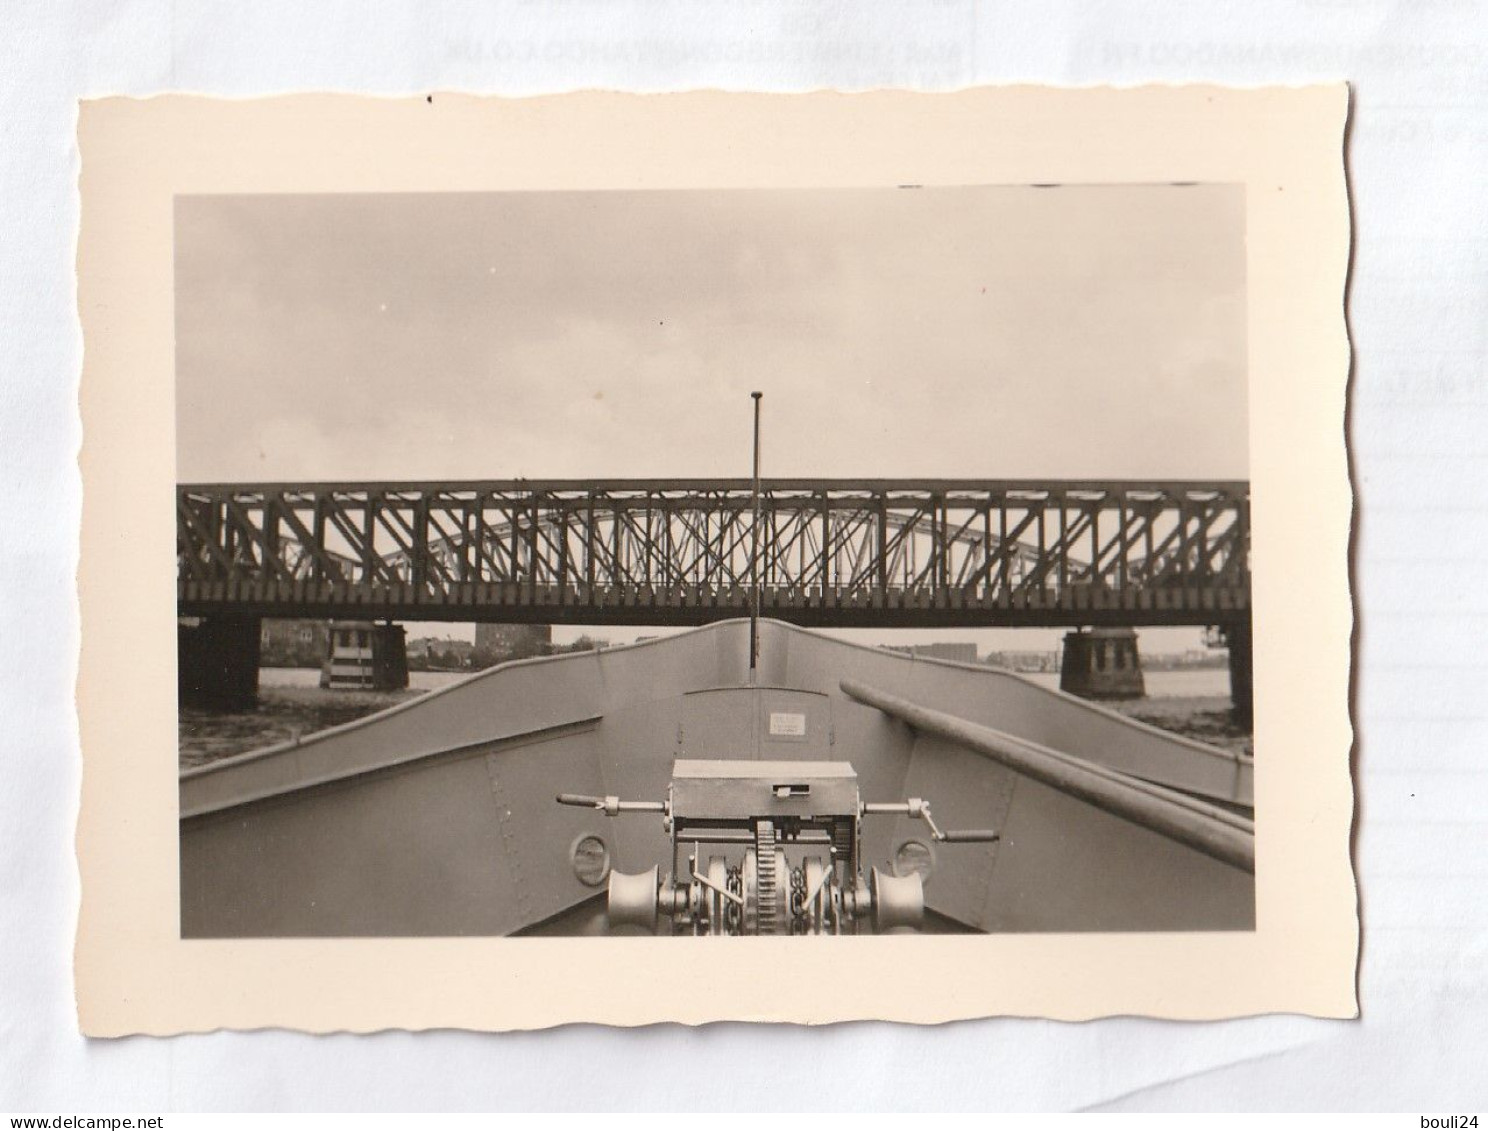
[{"xmin": 175, "ymin": 185, "xmax": 1247, "ymax": 482}]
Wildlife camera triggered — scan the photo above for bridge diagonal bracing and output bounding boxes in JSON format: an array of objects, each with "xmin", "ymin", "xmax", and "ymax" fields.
[{"xmin": 176, "ymin": 479, "xmax": 1250, "ymax": 629}]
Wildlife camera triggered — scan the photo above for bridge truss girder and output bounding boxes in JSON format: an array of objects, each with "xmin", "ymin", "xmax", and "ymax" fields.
[{"xmin": 176, "ymin": 479, "xmax": 1250, "ymax": 628}]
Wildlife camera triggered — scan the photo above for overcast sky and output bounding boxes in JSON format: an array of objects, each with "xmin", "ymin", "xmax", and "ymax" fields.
[
  {"xmin": 175, "ymin": 186, "xmax": 1246, "ymax": 652},
  {"xmin": 175, "ymin": 184, "xmax": 1246, "ymax": 484}
]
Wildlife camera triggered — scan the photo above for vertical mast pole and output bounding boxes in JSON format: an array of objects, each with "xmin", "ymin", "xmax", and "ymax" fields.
[{"xmin": 750, "ymin": 391, "xmax": 763, "ymax": 683}]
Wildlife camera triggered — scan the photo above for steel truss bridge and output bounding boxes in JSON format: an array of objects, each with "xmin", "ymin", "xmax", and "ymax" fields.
[{"xmin": 176, "ymin": 479, "xmax": 1250, "ymax": 629}]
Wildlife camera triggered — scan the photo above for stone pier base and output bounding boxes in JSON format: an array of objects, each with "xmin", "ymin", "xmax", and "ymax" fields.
[
  {"xmin": 372, "ymin": 622, "xmax": 409, "ymax": 690},
  {"xmin": 179, "ymin": 616, "xmax": 261, "ymax": 710},
  {"xmin": 1226, "ymin": 617, "xmax": 1253, "ymax": 730},
  {"xmin": 322, "ymin": 621, "xmax": 409, "ymax": 691},
  {"xmin": 1060, "ymin": 627, "xmax": 1146, "ymax": 700}
]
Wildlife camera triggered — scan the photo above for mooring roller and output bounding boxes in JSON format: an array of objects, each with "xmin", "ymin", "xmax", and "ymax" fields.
[{"xmin": 606, "ymin": 865, "xmax": 661, "ymax": 932}]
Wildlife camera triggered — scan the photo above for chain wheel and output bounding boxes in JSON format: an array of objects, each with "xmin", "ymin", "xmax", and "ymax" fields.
[
  {"xmin": 754, "ymin": 820, "xmax": 783, "ymax": 935},
  {"xmin": 789, "ymin": 866, "xmax": 808, "ymax": 934},
  {"xmin": 724, "ymin": 866, "xmax": 743, "ymax": 935}
]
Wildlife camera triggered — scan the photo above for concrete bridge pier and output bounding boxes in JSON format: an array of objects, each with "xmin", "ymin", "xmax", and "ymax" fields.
[
  {"xmin": 179, "ymin": 615, "xmax": 261, "ymax": 710},
  {"xmin": 1226, "ymin": 617, "xmax": 1253, "ymax": 730},
  {"xmin": 324, "ymin": 620, "xmax": 409, "ymax": 691},
  {"xmin": 1060, "ymin": 627, "xmax": 1146, "ymax": 700}
]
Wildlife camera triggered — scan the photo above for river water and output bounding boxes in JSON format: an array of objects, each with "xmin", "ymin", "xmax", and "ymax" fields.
[
  {"xmin": 260, "ymin": 667, "xmax": 468, "ymax": 691},
  {"xmin": 1020, "ymin": 668, "xmax": 1230, "ymax": 698}
]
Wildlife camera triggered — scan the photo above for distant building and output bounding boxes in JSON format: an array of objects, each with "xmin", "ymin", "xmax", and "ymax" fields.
[
  {"xmin": 881, "ymin": 642, "xmax": 979, "ymax": 665},
  {"xmin": 1142, "ymin": 647, "xmax": 1227, "ymax": 671},
  {"xmin": 408, "ymin": 635, "xmax": 478, "ymax": 670},
  {"xmin": 985, "ymin": 649, "xmax": 1060, "ymax": 673},
  {"xmin": 474, "ymin": 623, "xmax": 553, "ymax": 664},
  {"xmin": 259, "ymin": 619, "xmax": 332, "ymax": 669}
]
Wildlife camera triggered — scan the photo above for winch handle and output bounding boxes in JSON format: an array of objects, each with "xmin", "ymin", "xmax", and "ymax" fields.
[
  {"xmin": 936, "ymin": 829, "xmax": 1001, "ymax": 843},
  {"xmin": 555, "ymin": 793, "xmax": 666, "ymax": 815},
  {"xmin": 862, "ymin": 799, "xmax": 998, "ymax": 844}
]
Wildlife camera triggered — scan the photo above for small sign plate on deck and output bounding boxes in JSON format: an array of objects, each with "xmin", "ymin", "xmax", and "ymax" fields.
[{"xmin": 769, "ymin": 711, "xmax": 807, "ymax": 737}]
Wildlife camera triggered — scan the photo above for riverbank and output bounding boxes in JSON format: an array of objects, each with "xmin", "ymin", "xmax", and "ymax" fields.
[
  {"xmin": 1106, "ymin": 695, "xmax": 1252, "ymax": 757},
  {"xmin": 179, "ymin": 685, "xmax": 426, "ymax": 770}
]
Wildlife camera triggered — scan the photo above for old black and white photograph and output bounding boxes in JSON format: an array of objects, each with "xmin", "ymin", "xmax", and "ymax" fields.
[
  {"xmin": 173, "ymin": 182, "xmax": 1256, "ymax": 939},
  {"xmin": 19, "ymin": 1, "xmax": 1474, "ymax": 1103}
]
